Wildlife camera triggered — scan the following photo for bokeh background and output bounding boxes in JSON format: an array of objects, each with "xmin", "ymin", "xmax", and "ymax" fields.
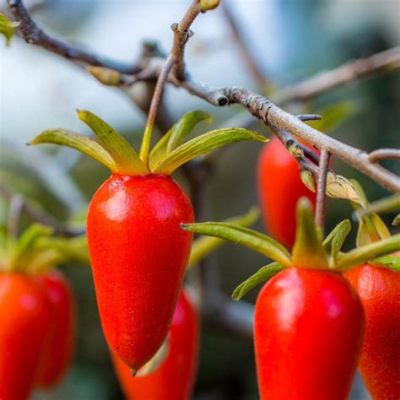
[{"xmin": 1, "ymin": 0, "xmax": 400, "ymax": 399}]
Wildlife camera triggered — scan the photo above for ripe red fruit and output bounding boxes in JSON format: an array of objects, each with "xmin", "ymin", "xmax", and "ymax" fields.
[
  {"xmin": 112, "ymin": 290, "xmax": 199, "ymax": 400},
  {"xmin": 0, "ymin": 274, "xmax": 52, "ymax": 400},
  {"xmin": 254, "ymin": 268, "xmax": 364, "ymax": 400},
  {"xmin": 30, "ymin": 109, "xmax": 264, "ymax": 371},
  {"xmin": 345, "ymin": 263, "xmax": 400, "ymax": 400},
  {"xmin": 35, "ymin": 270, "xmax": 75, "ymax": 387},
  {"xmin": 87, "ymin": 174, "xmax": 194, "ymax": 370},
  {"xmin": 257, "ymin": 137, "xmax": 316, "ymax": 248}
]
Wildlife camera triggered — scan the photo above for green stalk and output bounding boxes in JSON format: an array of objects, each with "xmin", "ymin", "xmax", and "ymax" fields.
[
  {"xmin": 337, "ymin": 233, "xmax": 400, "ymax": 270},
  {"xmin": 139, "ymin": 124, "xmax": 154, "ymax": 166}
]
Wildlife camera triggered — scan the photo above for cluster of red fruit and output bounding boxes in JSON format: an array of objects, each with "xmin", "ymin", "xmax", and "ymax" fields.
[
  {"xmin": 0, "ymin": 270, "xmax": 74, "ymax": 399},
  {"xmin": 257, "ymin": 138, "xmax": 400, "ymax": 400},
  {"xmin": 1, "ymin": 110, "xmax": 399, "ymax": 400}
]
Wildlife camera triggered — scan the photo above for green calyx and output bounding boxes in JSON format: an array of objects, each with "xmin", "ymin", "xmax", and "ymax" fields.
[
  {"xmin": 30, "ymin": 109, "xmax": 266, "ymax": 176},
  {"xmin": 0, "ymin": 223, "xmax": 89, "ymax": 275},
  {"xmin": 182, "ymin": 194, "xmax": 400, "ymax": 300}
]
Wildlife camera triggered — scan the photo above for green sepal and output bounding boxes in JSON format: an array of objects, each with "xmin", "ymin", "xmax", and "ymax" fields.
[
  {"xmin": 323, "ymin": 219, "xmax": 351, "ymax": 265},
  {"xmin": 7, "ymin": 224, "xmax": 53, "ymax": 272},
  {"xmin": 167, "ymin": 110, "xmax": 212, "ymax": 153},
  {"xmin": 188, "ymin": 206, "xmax": 259, "ymax": 268},
  {"xmin": 153, "ymin": 128, "xmax": 267, "ymax": 174},
  {"xmin": 36, "ymin": 235, "xmax": 90, "ymax": 266},
  {"xmin": 292, "ymin": 197, "xmax": 329, "ymax": 269},
  {"xmin": 149, "ymin": 110, "xmax": 211, "ymax": 170},
  {"xmin": 370, "ymin": 255, "xmax": 400, "ymax": 272},
  {"xmin": 351, "ymin": 180, "xmax": 390, "ymax": 246},
  {"xmin": 1, "ymin": 223, "xmax": 90, "ymax": 275},
  {"xmin": 77, "ymin": 110, "xmax": 148, "ymax": 175},
  {"xmin": 182, "ymin": 222, "xmax": 292, "ymax": 267},
  {"xmin": 231, "ymin": 262, "xmax": 284, "ymax": 301},
  {"xmin": 336, "ymin": 233, "xmax": 400, "ymax": 270},
  {"xmin": 0, "ymin": 13, "xmax": 19, "ymax": 45},
  {"xmin": 356, "ymin": 193, "xmax": 400, "ymax": 218},
  {"xmin": 29, "ymin": 129, "xmax": 117, "ymax": 171}
]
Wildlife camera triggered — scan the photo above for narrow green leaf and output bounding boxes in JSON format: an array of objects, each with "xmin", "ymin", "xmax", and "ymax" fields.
[
  {"xmin": 356, "ymin": 194, "xmax": 400, "ymax": 218},
  {"xmin": 188, "ymin": 206, "xmax": 259, "ymax": 268},
  {"xmin": 232, "ymin": 262, "xmax": 283, "ymax": 300},
  {"xmin": 7, "ymin": 224, "xmax": 53, "ymax": 272},
  {"xmin": 30, "ymin": 129, "xmax": 117, "ymax": 171},
  {"xmin": 351, "ymin": 180, "xmax": 390, "ymax": 246},
  {"xmin": 337, "ymin": 234, "xmax": 400, "ymax": 270},
  {"xmin": 393, "ymin": 214, "xmax": 400, "ymax": 226},
  {"xmin": 153, "ymin": 128, "xmax": 267, "ymax": 174},
  {"xmin": 149, "ymin": 110, "xmax": 211, "ymax": 170},
  {"xmin": 292, "ymin": 198, "xmax": 328, "ymax": 269},
  {"xmin": 26, "ymin": 249, "xmax": 66, "ymax": 275},
  {"xmin": 36, "ymin": 235, "xmax": 90, "ymax": 265},
  {"xmin": 0, "ymin": 14, "xmax": 19, "ymax": 45},
  {"xmin": 167, "ymin": 111, "xmax": 211, "ymax": 153},
  {"xmin": 182, "ymin": 222, "xmax": 292, "ymax": 267},
  {"xmin": 371, "ymin": 255, "xmax": 400, "ymax": 271},
  {"xmin": 77, "ymin": 110, "xmax": 148, "ymax": 175},
  {"xmin": 323, "ymin": 219, "xmax": 351, "ymax": 262}
]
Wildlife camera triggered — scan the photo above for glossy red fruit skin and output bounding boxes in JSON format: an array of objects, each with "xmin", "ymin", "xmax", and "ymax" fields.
[
  {"xmin": 0, "ymin": 273, "xmax": 52, "ymax": 400},
  {"xmin": 345, "ymin": 264, "xmax": 400, "ymax": 400},
  {"xmin": 112, "ymin": 291, "xmax": 199, "ymax": 400},
  {"xmin": 257, "ymin": 137, "xmax": 316, "ymax": 248},
  {"xmin": 254, "ymin": 268, "xmax": 365, "ymax": 400},
  {"xmin": 87, "ymin": 174, "xmax": 194, "ymax": 370},
  {"xmin": 35, "ymin": 270, "xmax": 75, "ymax": 387}
]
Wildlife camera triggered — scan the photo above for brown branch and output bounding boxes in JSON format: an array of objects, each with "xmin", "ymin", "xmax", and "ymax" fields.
[
  {"xmin": 369, "ymin": 148, "xmax": 400, "ymax": 163},
  {"xmin": 275, "ymin": 46, "xmax": 400, "ymax": 105},
  {"xmin": 7, "ymin": 0, "xmax": 140, "ymax": 74},
  {"xmin": 170, "ymin": 1, "xmax": 201, "ymax": 81},
  {"xmin": 179, "ymin": 82, "xmax": 400, "ymax": 192},
  {"xmin": 221, "ymin": 1, "xmax": 268, "ymax": 90},
  {"xmin": 315, "ymin": 149, "xmax": 330, "ymax": 229}
]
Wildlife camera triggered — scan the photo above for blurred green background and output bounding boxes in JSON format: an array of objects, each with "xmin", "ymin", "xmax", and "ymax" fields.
[{"xmin": 1, "ymin": 0, "xmax": 400, "ymax": 399}]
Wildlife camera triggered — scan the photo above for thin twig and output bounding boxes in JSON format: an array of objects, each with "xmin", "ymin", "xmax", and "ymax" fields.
[
  {"xmin": 368, "ymin": 148, "xmax": 400, "ymax": 163},
  {"xmin": 315, "ymin": 149, "xmax": 330, "ymax": 230},
  {"xmin": 275, "ymin": 46, "xmax": 400, "ymax": 105},
  {"xmin": 140, "ymin": 55, "xmax": 175, "ymax": 164},
  {"xmin": 180, "ymin": 83, "xmax": 400, "ymax": 192},
  {"xmin": 171, "ymin": 0, "xmax": 201, "ymax": 81},
  {"xmin": 140, "ymin": 0, "xmax": 202, "ymax": 164},
  {"xmin": 7, "ymin": 0, "xmax": 140, "ymax": 73}
]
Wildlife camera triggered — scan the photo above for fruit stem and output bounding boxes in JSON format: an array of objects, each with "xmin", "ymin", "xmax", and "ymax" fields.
[{"xmin": 140, "ymin": 55, "xmax": 175, "ymax": 166}]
